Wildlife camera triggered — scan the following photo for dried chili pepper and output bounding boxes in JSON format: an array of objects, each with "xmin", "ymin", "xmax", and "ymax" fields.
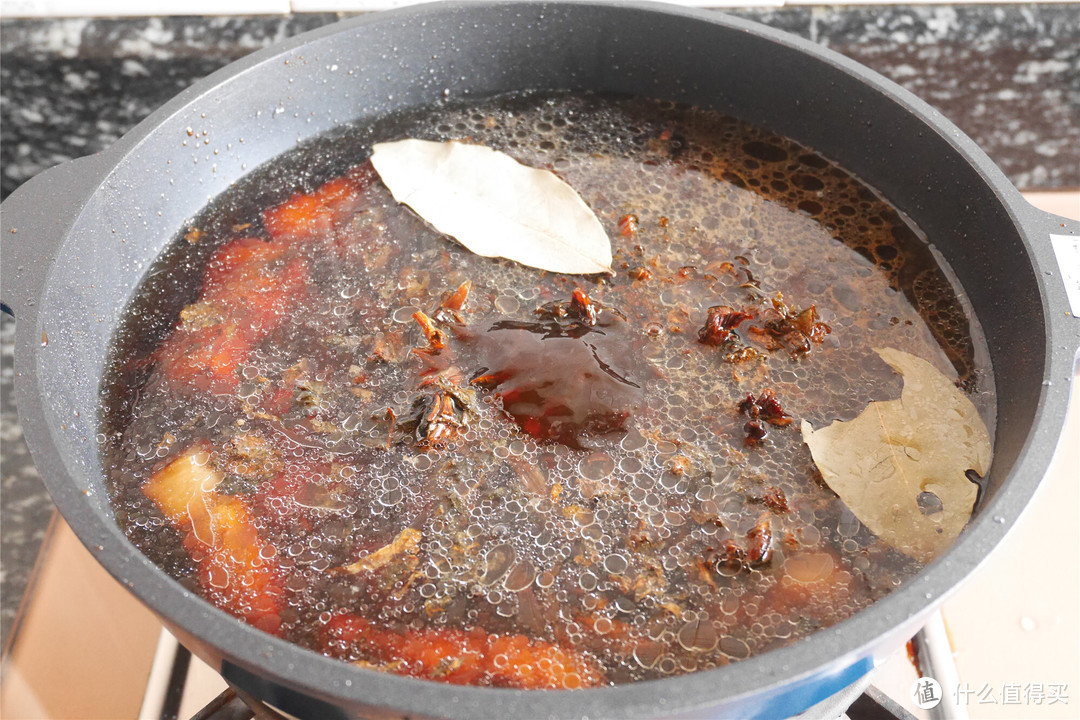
[
  {"xmin": 414, "ymin": 389, "xmax": 471, "ymax": 447},
  {"xmin": 570, "ymin": 288, "xmax": 600, "ymax": 326},
  {"xmin": 748, "ymin": 294, "xmax": 830, "ymax": 358},
  {"xmin": 744, "ymin": 419, "xmax": 768, "ymax": 447},
  {"xmin": 717, "ymin": 539, "xmax": 746, "ymax": 571},
  {"xmin": 433, "ymin": 281, "xmax": 471, "ymax": 325},
  {"xmin": 739, "ymin": 388, "xmax": 793, "ymax": 446},
  {"xmin": 762, "ymin": 486, "xmax": 790, "ymax": 514},
  {"xmin": 412, "ymin": 310, "xmax": 447, "ymax": 351},
  {"xmin": 747, "ymin": 515, "xmax": 774, "ymax": 566},
  {"xmin": 698, "ymin": 305, "xmax": 753, "ymax": 346},
  {"xmin": 755, "ymin": 388, "xmax": 793, "ymax": 427}
]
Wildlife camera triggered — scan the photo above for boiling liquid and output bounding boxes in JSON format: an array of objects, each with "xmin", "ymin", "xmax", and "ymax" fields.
[{"xmin": 102, "ymin": 93, "xmax": 995, "ymax": 685}]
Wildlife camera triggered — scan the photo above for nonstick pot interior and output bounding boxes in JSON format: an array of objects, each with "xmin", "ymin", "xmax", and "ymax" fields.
[{"xmin": 3, "ymin": 3, "xmax": 1076, "ymax": 719}]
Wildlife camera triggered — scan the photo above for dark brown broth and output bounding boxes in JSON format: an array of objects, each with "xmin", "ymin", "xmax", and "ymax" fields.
[{"xmin": 102, "ymin": 93, "xmax": 995, "ymax": 687}]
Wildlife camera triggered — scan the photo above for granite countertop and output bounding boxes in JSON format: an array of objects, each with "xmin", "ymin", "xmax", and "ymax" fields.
[{"xmin": 1, "ymin": 4, "xmax": 1078, "ymax": 649}]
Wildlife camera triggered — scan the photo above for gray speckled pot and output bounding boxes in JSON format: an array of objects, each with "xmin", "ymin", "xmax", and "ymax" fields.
[{"xmin": 1, "ymin": 3, "xmax": 1077, "ymax": 718}]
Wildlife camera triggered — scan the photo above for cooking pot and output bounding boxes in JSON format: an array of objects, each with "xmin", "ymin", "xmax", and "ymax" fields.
[{"xmin": 2, "ymin": 3, "xmax": 1077, "ymax": 718}]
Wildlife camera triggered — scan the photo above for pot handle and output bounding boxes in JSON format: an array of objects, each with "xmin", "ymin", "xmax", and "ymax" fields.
[
  {"xmin": 1023, "ymin": 202, "xmax": 1080, "ymax": 362},
  {"xmin": 1, "ymin": 152, "xmax": 114, "ymax": 318}
]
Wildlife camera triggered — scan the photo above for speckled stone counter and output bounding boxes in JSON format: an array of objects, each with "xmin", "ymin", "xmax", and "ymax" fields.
[{"xmin": 1, "ymin": 3, "xmax": 1078, "ymax": 647}]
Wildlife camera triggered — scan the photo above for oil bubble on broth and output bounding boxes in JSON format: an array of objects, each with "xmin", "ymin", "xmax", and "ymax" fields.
[{"xmin": 101, "ymin": 92, "xmax": 995, "ymax": 688}]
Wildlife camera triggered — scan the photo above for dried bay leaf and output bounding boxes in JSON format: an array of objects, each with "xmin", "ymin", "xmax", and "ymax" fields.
[
  {"xmin": 371, "ymin": 139, "xmax": 612, "ymax": 275},
  {"xmin": 801, "ymin": 348, "xmax": 991, "ymax": 563}
]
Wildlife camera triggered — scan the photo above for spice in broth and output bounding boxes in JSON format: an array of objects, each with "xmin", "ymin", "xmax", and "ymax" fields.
[{"xmin": 102, "ymin": 93, "xmax": 995, "ymax": 688}]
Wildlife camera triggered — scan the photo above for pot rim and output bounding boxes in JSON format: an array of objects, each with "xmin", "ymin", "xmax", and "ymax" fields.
[{"xmin": 6, "ymin": 2, "xmax": 1076, "ymax": 718}]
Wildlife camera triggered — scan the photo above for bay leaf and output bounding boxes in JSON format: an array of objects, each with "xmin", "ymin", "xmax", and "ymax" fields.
[
  {"xmin": 370, "ymin": 139, "xmax": 612, "ymax": 275},
  {"xmin": 800, "ymin": 347, "xmax": 991, "ymax": 563}
]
